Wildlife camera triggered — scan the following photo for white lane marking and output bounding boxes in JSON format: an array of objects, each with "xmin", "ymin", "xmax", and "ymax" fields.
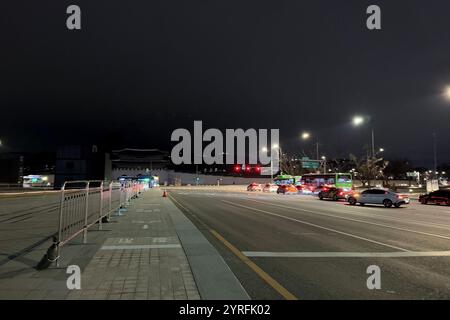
[
  {"xmin": 247, "ymin": 199, "xmax": 450, "ymax": 241},
  {"xmin": 101, "ymin": 244, "xmax": 181, "ymax": 250},
  {"xmin": 243, "ymin": 251, "xmax": 450, "ymax": 258},
  {"xmin": 221, "ymin": 200, "xmax": 409, "ymax": 252},
  {"xmin": 307, "ymin": 200, "xmax": 450, "ymax": 229},
  {"xmin": 143, "ymin": 224, "xmax": 148, "ymax": 229},
  {"xmin": 118, "ymin": 238, "xmax": 133, "ymax": 244}
]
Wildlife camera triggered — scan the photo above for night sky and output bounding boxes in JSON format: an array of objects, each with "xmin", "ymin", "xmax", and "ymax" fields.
[{"xmin": 1, "ymin": 1, "xmax": 450, "ymax": 166}]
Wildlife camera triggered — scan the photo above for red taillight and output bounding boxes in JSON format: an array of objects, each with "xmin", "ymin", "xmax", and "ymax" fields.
[
  {"xmin": 246, "ymin": 166, "xmax": 251, "ymax": 171},
  {"xmin": 323, "ymin": 188, "xmax": 328, "ymax": 191},
  {"xmin": 339, "ymin": 192, "xmax": 343, "ymax": 196}
]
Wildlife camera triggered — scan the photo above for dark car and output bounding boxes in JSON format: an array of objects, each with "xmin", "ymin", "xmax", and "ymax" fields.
[
  {"xmin": 318, "ymin": 187, "xmax": 352, "ymax": 201},
  {"xmin": 419, "ymin": 190, "xmax": 450, "ymax": 206}
]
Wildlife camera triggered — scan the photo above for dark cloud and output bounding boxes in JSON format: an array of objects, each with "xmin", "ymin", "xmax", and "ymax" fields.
[{"xmin": 1, "ymin": 0, "xmax": 450, "ymax": 166}]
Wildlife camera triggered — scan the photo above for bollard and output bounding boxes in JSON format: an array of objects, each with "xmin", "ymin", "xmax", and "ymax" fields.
[{"xmin": 36, "ymin": 236, "xmax": 59, "ymax": 270}]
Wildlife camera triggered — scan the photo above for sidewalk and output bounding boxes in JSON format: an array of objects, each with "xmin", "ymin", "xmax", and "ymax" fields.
[{"xmin": 0, "ymin": 188, "xmax": 248, "ymax": 300}]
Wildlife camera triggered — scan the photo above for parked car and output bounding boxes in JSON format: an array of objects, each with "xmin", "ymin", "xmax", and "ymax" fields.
[
  {"xmin": 277, "ymin": 185, "xmax": 298, "ymax": 195},
  {"xmin": 263, "ymin": 183, "xmax": 278, "ymax": 192},
  {"xmin": 348, "ymin": 189, "xmax": 409, "ymax": 208},
  {"xmin": 318, "ymin": 187, "xmax": 353, "ymax": 201},
  {"xmin": 247, "ymin": 183, "xmax": 262, "ymax": 192},
  {"xmin": 419, "ymin": 189, "xmax": 450, "ymax": 206}
]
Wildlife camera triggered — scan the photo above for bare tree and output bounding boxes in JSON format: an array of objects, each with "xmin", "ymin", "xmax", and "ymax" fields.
[{"xmin": 349, "ymin": 154, "xmax": 388, "ymax": 187}]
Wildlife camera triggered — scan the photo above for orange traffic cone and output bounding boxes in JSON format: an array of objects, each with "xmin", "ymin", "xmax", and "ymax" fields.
[{"xmin": 162, "ymin": 190, "xmax": 168, "ymax": 197}]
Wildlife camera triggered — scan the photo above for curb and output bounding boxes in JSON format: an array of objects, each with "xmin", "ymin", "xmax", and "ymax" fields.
[{"xmin": 164, "ymin": 196, "xmax": 250, "ymax": 300}]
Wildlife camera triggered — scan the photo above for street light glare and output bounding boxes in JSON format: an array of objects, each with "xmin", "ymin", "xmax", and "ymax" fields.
[
  {"xmin": 446, "ymin": 86, "xmax": 450, "ymax": 100},
  {"xmin": 352, "ymin": 116, "xmax": 364, "ymax": 126},
  {"xmin": 301, "ymin": 132, "xmax": 310, "ymax": 140},
  {"xmin": 379, "ymin": 148, "xmax": 384, "ymax": 152},
  {"xmin": 272, "ymin": 143, "xmax": 279, "ymax": 149},
  {"xmin": 262, "ymin": 147, "xmax": 268, "ymax": 152}
]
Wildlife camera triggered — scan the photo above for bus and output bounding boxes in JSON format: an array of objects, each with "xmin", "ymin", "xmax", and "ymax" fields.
[
  {"xmin": 300, "ymin": 173, "xmax": 353, "ymax": 193},
  {"xmin": 273, "ymin": 175, "xmax": 302, "ymax": 186}
]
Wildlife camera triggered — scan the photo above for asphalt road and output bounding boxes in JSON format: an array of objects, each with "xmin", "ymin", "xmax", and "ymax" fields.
[
  {"xmin": 0, "ymin": 192, "xmax": 60, "ymax": 268},
  {"xmin": 169, "ymin": 189, "xmax": 450, "ymax": 299}
]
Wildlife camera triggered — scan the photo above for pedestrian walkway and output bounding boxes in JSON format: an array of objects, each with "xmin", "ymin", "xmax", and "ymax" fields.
[
  {"xmin": 66, "ymin": 189, "xmax": 200, "ymax": 300},
  {"xmin": 0, "ymin": 188, "xmax": 249, "ymax": 300}
]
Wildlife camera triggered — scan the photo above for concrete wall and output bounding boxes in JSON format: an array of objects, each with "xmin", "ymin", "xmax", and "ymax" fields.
[{"xmin": 111, "ymin": 168, "xmax": 271, "ymax": 186}]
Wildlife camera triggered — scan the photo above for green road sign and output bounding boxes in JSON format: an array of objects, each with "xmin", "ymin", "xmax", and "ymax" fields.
[{"xmin": 301, "ymin": 157, "xmax": 320, "ymax": 169}]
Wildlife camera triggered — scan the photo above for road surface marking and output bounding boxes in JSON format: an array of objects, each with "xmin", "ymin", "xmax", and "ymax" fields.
[
  {"xmin": 101, "ymin": 244, "xmax": 181, "ymax": 250},
  {"xmin": 306, "ymin": 200, "xmax": 450, "ymax": 230},
  {"xmin": 243, "ymin": 251, "xmax": 450, "ymax": 258},
  {"xmin": 246, "ymin": 199, "xmax": 450, "ymax": 241},
  {"xmin": 221, "ymin": 200, "xmax": 409, "ymax": 252},
  {"xmin": 169, "ymin": 193, "xmax": 298, "ymax": 300},
  {"xmin": 210, "ymin": 229, "xmax": 298, "ymax": 300},
  {"xmin": 143, "ymin": 224, "xmax": 148, "ymax": 229}
]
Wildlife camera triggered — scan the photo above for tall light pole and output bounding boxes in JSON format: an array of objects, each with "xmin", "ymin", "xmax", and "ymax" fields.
[
  {"xmin": 352, "ymin": 116, "xmax": 375, "ymax": 158},
  {"xmin": 433, "ymin": 132, "xmax": 437, "ymax": 178},
  {"xmin": 263, "ymin": 145, "xmax": 279, "ymax": 180},
  {"xmin": 321, "ymin": 156, "xmax": 326, "ymax": 174},
  {"xmin": 301, "ymin": 131, "xmax": 319, "ymax": 160}
]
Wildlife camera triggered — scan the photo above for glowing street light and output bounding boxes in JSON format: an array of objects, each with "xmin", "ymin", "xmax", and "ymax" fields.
[
  {"xmin": 352, "ymin": 116, "xmax": 365, "ymax": 126},
  {"xmin": 379, "ymin": 148, "xmax": 384, "ymax": 152},
  {"xmin": 352, "ymin": 115, "xmax": 376, "ymax": 158},
  {"xmin": 301, "ymin": 132, "xmax": 320, "ymax": 160},
  {"xmin": 445, "ymin": 86, "xmax": 450, "ymax": 100},
  {"xmin": 321, "ymin": 156, "xmax": 327, "ymax": 173}
]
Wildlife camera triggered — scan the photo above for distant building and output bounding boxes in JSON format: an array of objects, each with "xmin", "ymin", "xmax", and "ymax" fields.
[
  {"xmin": 54, "ymin": 145, "xmax": 111, "ymax": 189},
  {"xmin": 110, "ymin": 148, "xmax": 169, "ymax": 180}
]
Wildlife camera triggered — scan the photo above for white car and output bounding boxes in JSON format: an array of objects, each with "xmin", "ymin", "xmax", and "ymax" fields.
[
  {"xmin": 348, "ymin": 189, "xmax": 410, "ymax": 208},
  {"xmin": 263, "ymin": 183, "xmax": 278, "ymax": 192}
]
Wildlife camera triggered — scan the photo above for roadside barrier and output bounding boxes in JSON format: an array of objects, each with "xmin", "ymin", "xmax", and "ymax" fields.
[{"xmin": 36, "ymin": 180, "xmax": 145, "ymax": 270}]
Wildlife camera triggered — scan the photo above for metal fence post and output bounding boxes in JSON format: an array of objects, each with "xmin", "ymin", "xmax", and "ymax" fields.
[
  {"xmin": 99, "ymin": 181, "xmax": 103, "ymax": 231},
  {"xmin": 83, "ymin": 182, "xmax": 90, "ymax": 244},
  {"xmin": 56, "ymin": 182, "xmax": 66, "ymax": 267},
  {"xmin": 108, "ymin": 182, "xmax": 112, "ymax": 219}
]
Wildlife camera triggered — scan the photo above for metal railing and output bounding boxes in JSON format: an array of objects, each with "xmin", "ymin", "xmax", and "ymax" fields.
[{"xmin": 37, "ymin": 180, "xmax": 145, "ymax": 269}]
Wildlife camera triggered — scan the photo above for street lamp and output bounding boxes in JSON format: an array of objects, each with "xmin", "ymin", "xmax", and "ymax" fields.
[
  {"xmin": 379, "ymin": 148, "xmax": 384, "ymax": 153},
  {"xmin": 352, "ymin": 116, "xmax": 364, "ymax": 126},
  {"xmin": 445, "ymin": 86, "xmax": 450, "ymax": 100},
  {"xmin": 301, "ymin": 131, "xmax": 319, "ymax": 160},
  {"xmin": 321, "ymin": 156, "xmax": 327, "ymax": 173},
  {"xmin": 262, "ymin": 144, "xmax": 280, "ymax": 180},
  {"xmin": 352, "ymin": 115, "xmax": 375, "ymax": 158}
]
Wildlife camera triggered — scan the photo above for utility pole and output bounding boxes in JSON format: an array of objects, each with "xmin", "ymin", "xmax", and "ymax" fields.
[
  {"xmin": 316, "ymin": 141, "xmax": 319, "ymax": 161},
  {"xmin": 433, "ymin": 132, "xmax": 437, "ymax": 178},
  {"xmin": 371, "ymin": 129, "xmax": 375, "ymax": 159}
]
